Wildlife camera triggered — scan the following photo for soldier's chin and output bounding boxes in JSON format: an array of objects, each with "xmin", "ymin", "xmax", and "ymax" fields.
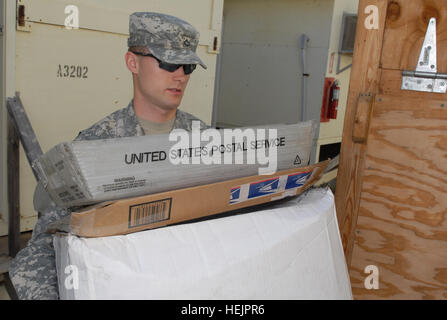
[{"xmin": 161, "ymin": 101, "xmax": 182, "ymax": 111}]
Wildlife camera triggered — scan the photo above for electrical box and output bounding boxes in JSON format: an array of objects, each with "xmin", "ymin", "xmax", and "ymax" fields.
[
  {"xmin": 0, "ymin": 0, "xmax": 224, "ymax": 235},
  {"xmin": 338, "ymin": 12, "xmax": 357, "ymax": 54}
]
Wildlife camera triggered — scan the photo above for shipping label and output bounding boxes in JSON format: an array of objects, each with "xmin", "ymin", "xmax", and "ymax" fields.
[{"xmin": 128, "ymin": 198, "xmax": 172, "ymax": 228}]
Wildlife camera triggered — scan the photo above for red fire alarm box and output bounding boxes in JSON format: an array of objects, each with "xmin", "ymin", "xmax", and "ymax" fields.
[{"xmin": 321, "ymin": 77, "xmax": 340, "ymax": 122}]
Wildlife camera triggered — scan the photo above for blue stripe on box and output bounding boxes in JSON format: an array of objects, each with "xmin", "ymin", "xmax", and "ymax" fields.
[
  {"xmin": 248, "ymin": 178, "xmax": 280, "ymax": 199},
  {"xmin": 285, "ymin": 171, "xmax": 311, "ymax": 190}
]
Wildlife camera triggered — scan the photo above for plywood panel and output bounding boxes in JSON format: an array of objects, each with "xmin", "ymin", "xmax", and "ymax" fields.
[
  {"xmin": 350, "ymin": 94, "xmax": 447, "ymax": 299},
  {"xmin": 381, "ymin": 0, "xmax": 447, "ymax": 72},
  {"xmin": 337, "ymin": 0, "xmax": 447, "ymax": 299}
]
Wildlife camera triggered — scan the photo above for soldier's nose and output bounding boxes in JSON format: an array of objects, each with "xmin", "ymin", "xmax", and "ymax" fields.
[{"xmin": 173, "ymin": 67, "xmax": 188, "ymax": 80}]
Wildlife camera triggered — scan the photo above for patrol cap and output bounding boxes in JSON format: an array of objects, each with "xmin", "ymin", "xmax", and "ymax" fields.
[{"xmin": 128, "ymin": 12, "xmax": 207, "ymax": 69}]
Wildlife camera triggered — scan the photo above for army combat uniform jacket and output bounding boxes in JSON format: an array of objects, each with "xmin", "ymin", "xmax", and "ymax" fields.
[{"xmin": 9, "ymin": 101, "xmax": 208, "ymax": 300}]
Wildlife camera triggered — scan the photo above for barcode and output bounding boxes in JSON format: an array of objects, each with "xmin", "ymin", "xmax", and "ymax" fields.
[{"xmin": 128, "ymin": 198, "xmax": 172, "ymax": 228}]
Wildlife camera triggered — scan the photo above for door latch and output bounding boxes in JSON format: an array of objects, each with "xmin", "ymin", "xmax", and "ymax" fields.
[{"xmin": 401, "ymin": 18, "xmax": 447, "ymax": 94}]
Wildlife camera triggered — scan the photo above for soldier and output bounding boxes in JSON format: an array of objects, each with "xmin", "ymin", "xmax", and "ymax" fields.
[{"xmin": 9, "ymin": 12, "xmax": 209, "ymax": 299}]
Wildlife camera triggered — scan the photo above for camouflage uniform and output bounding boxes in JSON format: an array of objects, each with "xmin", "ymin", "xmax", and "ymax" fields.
[{"xmin": 9, "ymin": 12, "xmax": 208, "ymax": 300}]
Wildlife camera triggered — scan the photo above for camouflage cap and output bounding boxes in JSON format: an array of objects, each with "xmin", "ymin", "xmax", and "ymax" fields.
[{"xmin": 128, "ymin": 12, "xmax": 207, "ymax": 69}]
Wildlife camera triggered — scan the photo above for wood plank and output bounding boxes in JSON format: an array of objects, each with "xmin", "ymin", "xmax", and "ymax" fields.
[
  {"xmin": 3, "ymin": 272, "xmax": 18, "ymax": 300},
  {"xmin": 350, "ymin": 94, "xmax": 447, "ymax": 299},
  {"xmin": 352, "ymin": 94, "xmax": 374, "ymax": 143},
  {"xmin": 6, "ymin": 96, "xmax": 43, "ymax": 181},
  {"xmin": 381, "ymin": 0, "xmax": 447, "ymax": 72},
  {"xmin": 334, "ymin": 0, "xmax": 388, "ymax": 264}
]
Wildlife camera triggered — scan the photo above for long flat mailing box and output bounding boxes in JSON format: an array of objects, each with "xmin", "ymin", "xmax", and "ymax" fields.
[
  {"xmin": 35, "ymin": 121, "xmax": 316, "ymax": 207},
  {"xmin": 68, "ymin": 160, "xmax": 329, "ymax": 237}
]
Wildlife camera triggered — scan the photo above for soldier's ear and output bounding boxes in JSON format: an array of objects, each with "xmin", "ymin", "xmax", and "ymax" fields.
[{"xmin": 125, "ymin": 51, "xmax": 139, "ymax": 74}]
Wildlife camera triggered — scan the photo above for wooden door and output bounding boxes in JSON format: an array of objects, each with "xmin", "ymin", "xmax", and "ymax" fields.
[{"xmin": 336, "ymin": 0, "xmax": 447, "ymax": 299}]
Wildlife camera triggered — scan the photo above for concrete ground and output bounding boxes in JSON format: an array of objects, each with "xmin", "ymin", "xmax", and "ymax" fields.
[{"xmin": 0, "ymin": 274, "xmax": 9, "ymax": 300}]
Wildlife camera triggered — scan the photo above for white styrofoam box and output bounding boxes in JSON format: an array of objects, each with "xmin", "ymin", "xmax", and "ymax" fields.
[
  {"xmin": 54, "ymin": 188, "xmax": 352, "ymax": 300},
  {"xmin": 35, "ymin": 121, "xmax": 317, "ymax": 207}
]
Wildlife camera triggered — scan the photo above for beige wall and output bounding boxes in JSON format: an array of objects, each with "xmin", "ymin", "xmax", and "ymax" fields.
[
  {"xmin": 0, "ymin": 0, "xmax": 223, "ymax": 235},
  {"xmin": 317, "ymin": 0, "xmax": 359, "ymax": 150}
]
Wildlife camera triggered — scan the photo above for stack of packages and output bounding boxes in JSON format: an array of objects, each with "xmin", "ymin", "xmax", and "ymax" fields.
[
  {"xmin": 36, "ymin": 121, "xmax": 351, "ymax": 299},
  {"xmin": 36, "ymin": 120, "xmax": 329, "ymax": 237}
]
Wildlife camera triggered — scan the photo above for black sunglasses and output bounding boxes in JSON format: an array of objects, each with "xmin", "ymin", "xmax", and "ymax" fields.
[{"xmin": 131, "ymin": 51, "xmax": 197, "ymax": 75}]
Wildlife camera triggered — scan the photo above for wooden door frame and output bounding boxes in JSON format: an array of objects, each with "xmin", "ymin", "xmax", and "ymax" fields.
[{"xmin": 335, "ymin": 0, "xmax": 389, "ymax": 265}]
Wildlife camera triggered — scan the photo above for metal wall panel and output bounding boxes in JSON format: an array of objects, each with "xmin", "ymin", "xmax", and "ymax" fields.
[{"xmin": 216, "ymin": 0, "xmax": 334, "ymax": 127}]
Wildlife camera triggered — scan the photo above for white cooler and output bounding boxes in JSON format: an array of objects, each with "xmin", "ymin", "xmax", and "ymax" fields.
[{"xmin": 54, "ymin": 188, "xmax": 352, "ymax": 299}]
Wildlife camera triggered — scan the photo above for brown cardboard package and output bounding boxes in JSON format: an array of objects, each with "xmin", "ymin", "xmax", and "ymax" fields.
[{"xmin": 68, "ymin": 160, "xmax": 329, "ymax": 237}]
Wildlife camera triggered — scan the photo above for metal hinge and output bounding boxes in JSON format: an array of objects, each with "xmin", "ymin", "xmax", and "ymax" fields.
[{"xmin": 401, "ymin": 18, "xmax": 446, "ymax": 93}]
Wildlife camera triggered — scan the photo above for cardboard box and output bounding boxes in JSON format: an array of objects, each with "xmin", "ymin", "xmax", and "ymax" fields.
[
  {"xmin": 62, "ymin": 160, "xmax": 329, "ymax": 237},
  {"xmin": 34, "ymin": 121, "xmax": 316, "ymax": 208}
]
